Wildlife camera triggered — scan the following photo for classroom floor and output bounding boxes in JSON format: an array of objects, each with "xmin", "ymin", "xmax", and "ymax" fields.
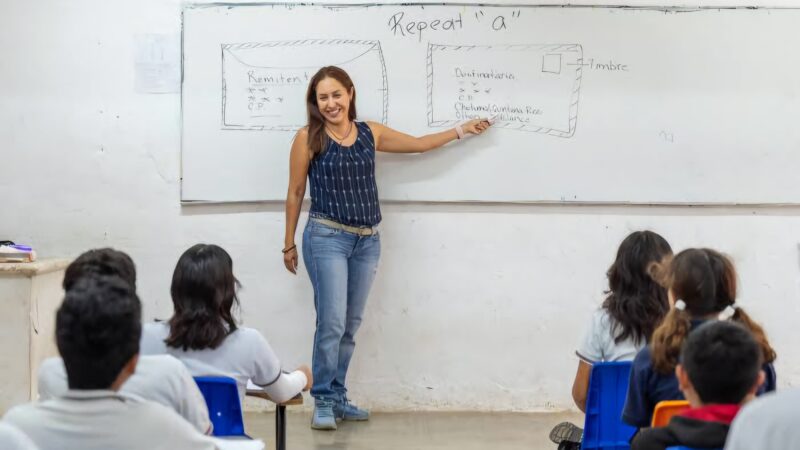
[{"xmin": 244, "ymin": 410, "xmax": 583, "ymax": 450}]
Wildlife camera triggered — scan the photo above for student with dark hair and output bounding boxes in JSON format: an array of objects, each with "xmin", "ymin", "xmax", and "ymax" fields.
[
  {"xmin": 61, "ymin": 247, "xmax": 137, "ymax": 291},
  {"xmin": 141, "ymin": 243, "xmax": 312, "ymax": 405},
  {"xmin": 631, "ymin": 321, "xmax": 765, "ymax": 450},
  {"xmin": 550, "ymin": 231, "xmax": 672, "ymax": 449},
  {"xmin": 622, "ymin": 248, "xmax": 776, "ymax": 428},
  {"xmin": 4, "ymin": 276, "xmax": 217, "ymax": 450},
  {"xmin": 38, "ymin": 248, "xmax": 212, "ymax": 434}
]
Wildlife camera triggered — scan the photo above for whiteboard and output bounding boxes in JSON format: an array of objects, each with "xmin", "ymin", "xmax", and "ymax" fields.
[{"xmin": 182, "ymin": 4, "xmax": 800, "ymax": 204}]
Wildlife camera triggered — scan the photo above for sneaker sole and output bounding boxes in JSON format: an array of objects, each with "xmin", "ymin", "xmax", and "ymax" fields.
[
  {"xmin": 341, "ymin": 415, "xmax": 370, "ymax": 421},
  {"xmin": 549, "ymin": 422, "xmax": 582, "ymax": 444},
  {"xmin": 310, "ymin": 422, "xmax": 337, "ymax": 431}
]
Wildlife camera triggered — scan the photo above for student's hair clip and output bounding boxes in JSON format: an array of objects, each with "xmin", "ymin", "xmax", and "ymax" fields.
[
  {"xmin": 718, "ymin": 305, "xmax": 737, "ymax": 321},
  {"xmin": 674, "ymin": 299, "xmax": 687, "ymax": 311}
]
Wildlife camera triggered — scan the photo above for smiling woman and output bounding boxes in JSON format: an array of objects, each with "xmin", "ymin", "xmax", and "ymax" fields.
[{"xmin": 282, "ymin": 66, "xmax": 491, "ymax": 431}]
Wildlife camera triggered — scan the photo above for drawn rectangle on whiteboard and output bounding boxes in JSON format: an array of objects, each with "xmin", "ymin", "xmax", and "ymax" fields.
[
  {"xmin": 427, "ymin": 44, "xmax": 582, "ymax": 137},
  {"xmin": 222, "ymin": 39, "xmax": 388, "ymax": 130}
]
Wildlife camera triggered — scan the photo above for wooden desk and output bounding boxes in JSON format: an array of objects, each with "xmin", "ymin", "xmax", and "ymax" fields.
[
  {"xmin": 0, "ymin": 259, "xmax": 69, "ymax": 413},
  {"xmin": 246, "ymin": 390, "xmax": 303, "ymax": 450}
]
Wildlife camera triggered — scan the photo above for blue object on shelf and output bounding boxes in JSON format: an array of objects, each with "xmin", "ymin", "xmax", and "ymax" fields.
[{"xmin": 581, "ymin": 361, "xmax": 636, "ymax": 450}]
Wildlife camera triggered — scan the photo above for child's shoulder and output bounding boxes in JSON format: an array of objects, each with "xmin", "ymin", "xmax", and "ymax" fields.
[{"xmin": 230, "ymin": 326, "xmax": 269, "ymax": 344}]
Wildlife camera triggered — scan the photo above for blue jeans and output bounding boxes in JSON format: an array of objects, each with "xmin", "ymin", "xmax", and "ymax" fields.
[{"xmin": 302, "ymin": 220, "xmax": 381, "ymax": 402}]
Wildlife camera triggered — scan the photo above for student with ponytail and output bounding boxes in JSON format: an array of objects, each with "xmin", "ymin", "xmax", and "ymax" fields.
[{"xmin": 622, "ymin": 248, "xmax": 776, "ymax": 428}]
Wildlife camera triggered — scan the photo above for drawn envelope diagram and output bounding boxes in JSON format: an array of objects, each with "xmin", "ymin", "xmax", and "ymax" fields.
[
  {"xmin": 427, "ymin": 43, "xmax": 583, "ymax": 137},
  {"xmin": 222, "ymin": 40, "xmax": 388, "ymax": 130}
]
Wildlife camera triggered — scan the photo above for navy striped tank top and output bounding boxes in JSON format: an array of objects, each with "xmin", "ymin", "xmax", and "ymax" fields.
[{"xmin": 308, "ymin": 121, "xmax": 382, "ymax": 227}]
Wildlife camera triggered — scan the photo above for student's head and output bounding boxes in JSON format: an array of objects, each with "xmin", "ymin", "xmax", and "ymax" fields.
[
  {"xmin": 602, "ymin": 230, "xmax": 672, "ymax": 345},
  {"xmin": 56, "ymin": 275, "xmax": 141, "ymax": 390},
  {"xmin": 165, "ymin": 244, "xmax": 240, "ymax": 351},
  {"xmin": 305, "ymin": 66, "xmax": 357, "ymax": 157},
  {"xmin": 677, "ymin": 321, "xmax": 765, "ymax": 406},
  {"xmin": 651, "ymin": 248, "xmax": 776, "ymax": 373},
  {"xmin": 63, "ymin": 248, "xmax": 136, "ymax": 291}
]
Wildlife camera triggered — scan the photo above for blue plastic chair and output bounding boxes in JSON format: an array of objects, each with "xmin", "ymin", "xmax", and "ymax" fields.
[
  {"xmin": 581, "ymin": 361, "xmax": 636, "ymax": 450},
  {"xmin": 194, "ymin": 376, "xmax": 249, "ymax": 438}
]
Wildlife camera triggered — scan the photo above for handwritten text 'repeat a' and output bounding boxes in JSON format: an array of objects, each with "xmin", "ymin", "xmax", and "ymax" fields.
[{"xmin": 387, "ymin": 12, "xmax": 463, "ymax": 41}]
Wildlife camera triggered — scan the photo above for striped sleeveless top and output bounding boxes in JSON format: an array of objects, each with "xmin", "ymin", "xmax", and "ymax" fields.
[{"xmin": 308, "ymin": 121, "xmax": 382, "ymax": 227}]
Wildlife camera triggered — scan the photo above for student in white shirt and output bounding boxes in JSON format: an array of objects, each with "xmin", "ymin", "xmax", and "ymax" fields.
[
  {"xmin": 141, "ymin": 244, "xmax": 312, "ymax": 405},
  {"xmin": 4, "ymin": 276, "xmax": 218, "ymax": 450},
  {"xmin": 36, "ymin": 247, "xmax": 212, "ymax": 434},
  {"xmin": 0, "ymin": 422, "xmax": 38, "ymax": 450},
  {"xmin": 38, "ymin": 354, "xmax": 211, "ymax": 434},
  {"xmin": 725, "ymin": 388, "xmax": 800, "ymax": 449},
  {"xmin": 550, "ymin": 230, "xmax": 673, "ymax": 449}
]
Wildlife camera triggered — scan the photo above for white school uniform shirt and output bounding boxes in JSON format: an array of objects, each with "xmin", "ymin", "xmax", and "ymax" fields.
[
  {"xmin": 576, "ymin": 309, "xmax": 645, "ymax": 363},
  {"xmin": 3, "ymin": 390, "xmax": 218, "ymax": 450},
  {"xmin": 726, "ymin": 388, "xmax": 800, "ymax": 450},
  {"xmin": 37, "ymin": 354, "xmax": 212, "ymax": 434},
  {"xmin": 141, "ymin": 322, "xmax": 303, "ymax": 404},
  {"xmin": 0, "ymin": 422, "xmax": 38, "ymax": 450}
]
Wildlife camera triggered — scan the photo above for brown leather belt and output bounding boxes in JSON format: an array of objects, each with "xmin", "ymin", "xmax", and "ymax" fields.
[{"xmin": 311, "ymin": 217, "xmax": 377, "ymax": 236}]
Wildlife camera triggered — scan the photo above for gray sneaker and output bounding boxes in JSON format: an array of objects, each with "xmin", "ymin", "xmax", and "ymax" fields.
[
  {"xmin": 311, "ymin": 399, "xmax": 337, "ymax": 430},
  {"xmin": 334, "ymin": 398, "xmax": 370, "ymax": 421}
]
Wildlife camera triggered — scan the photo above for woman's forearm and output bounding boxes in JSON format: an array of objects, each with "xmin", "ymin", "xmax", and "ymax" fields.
[
  {"xmin": 284, "ymin": 193, "xmax": 303, "ymax": 247},
  {"xmin": 416, "ymin": 128, "xmax": 461, "ymax": 153}
]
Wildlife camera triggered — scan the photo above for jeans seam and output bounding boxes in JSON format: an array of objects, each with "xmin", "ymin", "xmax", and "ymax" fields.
[{"xmin": 307, "ymin": 228, "xmax": 324, "ymax": 400}]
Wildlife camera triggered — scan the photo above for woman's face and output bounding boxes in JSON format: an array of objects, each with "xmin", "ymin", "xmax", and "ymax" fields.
[{"xmin": 315, "ymin": 77, "xmax": 352, "ymax": 125}]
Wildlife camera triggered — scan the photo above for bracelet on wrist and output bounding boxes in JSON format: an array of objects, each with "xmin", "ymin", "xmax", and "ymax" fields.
[
  {"xmin": 455, "ymin": 125, "xmax": 465, "ymax": 140},
  {"xmin": 282, "ymin": 245, "xmax": 297, "ymax": 254}
]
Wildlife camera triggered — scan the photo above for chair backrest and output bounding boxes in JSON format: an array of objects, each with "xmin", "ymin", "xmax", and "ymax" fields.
[
  {"xmin": 194, "ymin": 376, "xmax": 246, "ymax": 437},
  {"xmin": 651, "ymin": 400, "xmax": 691, "ymax": 427},
  {"xmin": 581, "ymin": 361, "xmax": 636, "ymax": 450}
]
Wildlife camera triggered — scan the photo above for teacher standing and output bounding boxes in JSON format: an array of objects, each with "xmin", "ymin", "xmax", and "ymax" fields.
[{"xmin": 283, "ymin": 66, "xmax": 490, "ymax": 430}]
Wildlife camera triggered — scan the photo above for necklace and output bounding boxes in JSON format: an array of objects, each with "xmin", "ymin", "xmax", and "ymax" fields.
[{"xmin": 326, "ymin": 120, "xmax": 353, "ymax": 145}]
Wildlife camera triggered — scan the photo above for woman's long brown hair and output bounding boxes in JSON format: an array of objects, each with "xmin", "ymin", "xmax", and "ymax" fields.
[
  {"xmin": 650, "ymin": 248, "xmax": 776, "ymax": 374},
  {"xmin": 305, "ymin": 66, "xmax": 357, "ymax": 158}
]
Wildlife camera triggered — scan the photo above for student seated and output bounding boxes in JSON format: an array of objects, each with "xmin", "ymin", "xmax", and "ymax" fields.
[
  {"xmin": 622, "ymin": 248, "xmax": 776, "ymax": 429},
  {"xmin": 37, "ymin": 355, "xmax": 210, "ymax": 434},
  {"xmin": 631, "ymin": 321, "xmax": 765, "ymax": 450},
  {"xmin": 140, "ymin": 243, "xmax": 311, "ymax": 405},
  {"xmin": 0, "ymin": 422, "xmax": 37, "ymax": 450},
  {"xmin": 36, "ymin": 247, "xmax": 211, "ymax": 434},
  {"xmin": 550, "ymin": 231, "xmax": 672, "ymax": 449},
  {"xmin": 725, "ymin": 388, "xmax": 800, "ymax": 449},
  {"xmin": 3, "ymin": 276, "xmax": 218, "ymax": 450}
]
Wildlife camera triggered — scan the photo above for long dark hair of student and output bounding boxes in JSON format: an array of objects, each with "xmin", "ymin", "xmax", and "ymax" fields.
[
  {"xmin": 165, "ymin": 244, "xmax": 241, "ymax": 351},
  {"xmin": 602, "ymin": 230, "xmax": 672, "ymax": 346},
  {"xmin": 650, "ymin": 248, "xmax": 776, "ymax": 374},
  {"xmin": 305, "ymin": 66, "xmax": 357, "ymax": 158}
]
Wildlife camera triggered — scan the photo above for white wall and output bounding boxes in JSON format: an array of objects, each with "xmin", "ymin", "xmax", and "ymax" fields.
[{"xmin": 2, "ymin": 0, "xmax": 800, "ymax": 412}]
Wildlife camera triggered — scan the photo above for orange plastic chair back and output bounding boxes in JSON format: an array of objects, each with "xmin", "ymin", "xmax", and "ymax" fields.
[{"xmin": 651, "ymin": 400, "xmax": 690, "ymax": 427}]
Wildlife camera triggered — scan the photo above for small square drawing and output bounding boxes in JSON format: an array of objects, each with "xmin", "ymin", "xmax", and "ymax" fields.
[{"xmin": 542, "ymin": 53, "xmax": 562, "ymax": 74}]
